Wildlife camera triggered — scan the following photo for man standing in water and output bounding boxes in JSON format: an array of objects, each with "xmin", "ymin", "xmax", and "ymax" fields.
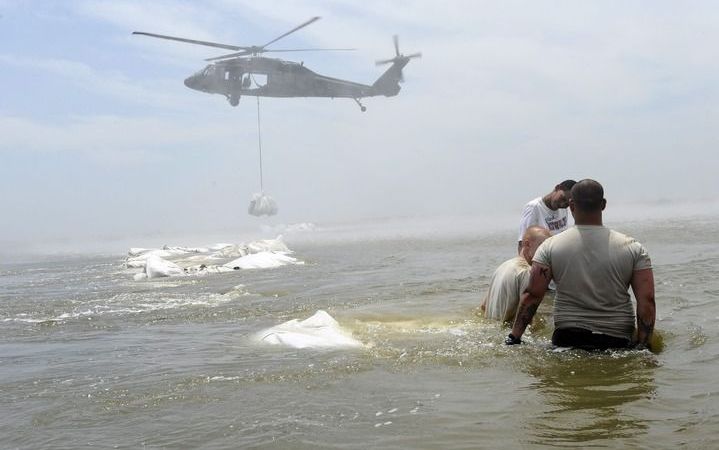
[
  {"xmin": 482, "ymin": 226, "xmax": 551, "ymax": 322},
  {"xmin": 505, "ymin": 179, "xmax": 655, "ymax": 351},
  {"xmin": 518, "ymin": 180, "xmax": 576, "ymax": 253}
]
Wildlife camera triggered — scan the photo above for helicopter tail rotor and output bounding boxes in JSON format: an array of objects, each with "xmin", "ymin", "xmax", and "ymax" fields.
[{"xmin": 375, "ymin": 35, "xmax": 421, "ymax": 83}]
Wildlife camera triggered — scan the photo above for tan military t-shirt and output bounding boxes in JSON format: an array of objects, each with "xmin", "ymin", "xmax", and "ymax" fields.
[
  {"xmin": 533, "ymin": 225, "xmax": 652, "ymax": 339},
  {"xmin": 483, "ymin": 256, "xmax": 531, "ymax": 322}
]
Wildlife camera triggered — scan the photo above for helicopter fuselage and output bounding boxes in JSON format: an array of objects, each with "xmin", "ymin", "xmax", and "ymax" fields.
[{"xmin": 183, "ymin": 56, "xmax": 403, "ymax": 107}]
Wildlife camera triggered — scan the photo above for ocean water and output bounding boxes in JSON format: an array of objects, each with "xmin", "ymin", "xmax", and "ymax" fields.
[{"xmin": 1, "ymin": 215, "xmax": 718, "ymax": 449}]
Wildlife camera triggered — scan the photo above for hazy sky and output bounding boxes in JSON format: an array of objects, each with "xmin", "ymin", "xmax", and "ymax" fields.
[{"xmin": 1, "ymin": 1, "xmax": 718, "ymax": 252}]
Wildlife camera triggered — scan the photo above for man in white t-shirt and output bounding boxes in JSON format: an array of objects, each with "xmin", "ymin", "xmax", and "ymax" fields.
[
  {"xmin": 482, "ymin": 226, "xmax": 551, "ymax": 322},
  {"xmin": 517, "ymin": 180, "xmax": 576, "ymax": 253},
  {"xmin": 505, "ymin": 179, "xmax": 656, "ymax": 351}
]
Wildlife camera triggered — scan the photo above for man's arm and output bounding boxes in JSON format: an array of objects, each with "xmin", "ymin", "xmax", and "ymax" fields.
[
  {"xmin": 630, "ymin": 268, "xmax": 655, "ymax": 348},
  {"xmin": 508, "ymin": 262, "xmax": 552, "ymax": 342}
]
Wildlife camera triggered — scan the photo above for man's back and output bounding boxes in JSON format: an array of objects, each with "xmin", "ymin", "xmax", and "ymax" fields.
[
  {"xmin": 483, "ymin": 256, "xmax": 530, "ymax": 322},
  {"xmin": 534, "ymin": 225, "xmax": 652, "ymax": 340}
]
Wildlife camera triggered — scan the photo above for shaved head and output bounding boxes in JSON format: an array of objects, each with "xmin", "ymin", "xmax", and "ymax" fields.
[
  {"xmin": 571, "ymin": 179, "xmax": 605, "ymax": 212},
  {"xmin": 523, "ymin": 226, "xmax": 551, "ymax": 243},
  {"xmin": 521, "ymin": 226, "xmax": 551, "ymax": 263}
]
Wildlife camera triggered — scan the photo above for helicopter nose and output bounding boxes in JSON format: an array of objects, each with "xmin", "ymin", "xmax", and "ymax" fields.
[{"xmin": 184, "ymin": 75, "xmax": 196, "ymax": 89}]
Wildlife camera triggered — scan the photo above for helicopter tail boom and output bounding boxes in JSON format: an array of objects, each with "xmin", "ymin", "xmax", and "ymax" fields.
[
  {"xmin": 371, "ymin": 60, "xmax": 407, "ymax": 97},
  {"xmin": 372, "ymin": 36, "xmax": 421, "ymax": 97}
]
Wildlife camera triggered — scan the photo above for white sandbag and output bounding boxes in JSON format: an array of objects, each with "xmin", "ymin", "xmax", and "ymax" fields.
[
  {"xmin": 144, "ymin": 255, "xmax": 185, "ymax": 278},
  {"xmin": 246, "ymin": 236, "xmax": 290, "ymax": 254},
  {"xmin": 255, "ymin": 310, "xmax": 363, "ymax": 349},
  {"xmin": 125, "ymin": 248, "xmax": 191, "ymax": 268},
  {"xmin": 214, "ymin": 244, "xmax": 249, "ymax": 259},
  {"xmin": 248, "ymin": 192, "xmax": 278, "ymax": 217},
  {"xmin": 162, "ymin": 246, "xmax": 208, "ymax": 253},
  {"xmin": 183, "ymin": 264, "xmax": 235, "ymax": 275},
  {"xmin": 208, "ymin": 243, "xmax": 234, "ymax": 251},
  {"xmin": 128, "ymin": 247, "xmax": 152, "ymax": 257}
]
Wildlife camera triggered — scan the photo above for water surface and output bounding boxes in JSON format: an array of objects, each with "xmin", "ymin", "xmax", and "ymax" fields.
[{"xmin": 1, "ymin": 216, "xmax": 718, "ymax": 448}]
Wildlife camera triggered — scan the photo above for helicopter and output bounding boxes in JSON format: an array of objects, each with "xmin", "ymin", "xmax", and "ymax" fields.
[{"xmin": 133, "ymin": 17, "xmax": 421, "ymax": 111}]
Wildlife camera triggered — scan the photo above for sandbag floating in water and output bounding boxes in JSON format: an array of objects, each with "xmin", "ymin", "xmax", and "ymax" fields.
[
  {"xmin": 248, "ymin": 192, "xmax": 278, "ymax": 217},
  {"xmin": 255, "ymin": 310, "xmax": 364, "ymax": 349}
]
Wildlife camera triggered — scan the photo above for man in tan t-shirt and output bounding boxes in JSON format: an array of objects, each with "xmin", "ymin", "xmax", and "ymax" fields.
[
  {"xmin": 505, "ymin": 179, "xmax": 656, "ymax": 351},
  {"xmin": 482, "ymin": 227, "xmax": 551, "ymax": 322}
]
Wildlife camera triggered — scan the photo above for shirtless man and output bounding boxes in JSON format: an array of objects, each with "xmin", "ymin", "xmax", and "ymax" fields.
[
  {"xmin": 482, "ymin": 226, "xmax": 551, "ymax": 322},
  {"xmin": 506, "ymin": 179, "xmax": 656, "ymax": 351},
  {"xmin": 517, "ymin": 180, "xmax": 576, "ymax": 253}
]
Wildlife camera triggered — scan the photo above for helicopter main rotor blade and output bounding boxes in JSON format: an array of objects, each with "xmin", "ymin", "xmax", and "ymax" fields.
[
  {"xmin": 405, "ymin": 52, "xmax": 422, "ymax": 59},
  {"xmin": 262, "ymin": 48, "xmax": 356, "ymax": 52},
  {"xmin": 393, "ymin": 35, "xmax": 400, "ymax": 57},
  {"xmin": 261, "ymin": 16, "xmax": 321, "ymax": 49},
  {"xmin": 207, "ymin": 47, "xmax": 356, "ymax": 61},
  {"xmin": 132, "ymin": 31, "xmax": 246, "ymax": 51},
  {"xmin": 205, "ymin": 51, "xmax": 252, "ymax": 61},
  {"xmin": 375, "ymin": 58, "xmax": 395, "ymax": 66}
]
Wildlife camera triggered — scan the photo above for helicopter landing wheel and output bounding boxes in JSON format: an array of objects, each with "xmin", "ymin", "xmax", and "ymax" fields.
[
  {"xmin": 354, "ymin": 98, "xmax": 367, "ymax": 112},
  {"xmin": 229, "ymin": 95, "xmax": 240, "ymax": 107}
]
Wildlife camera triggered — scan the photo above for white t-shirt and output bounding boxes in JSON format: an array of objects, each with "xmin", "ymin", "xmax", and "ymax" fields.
[
  {"xmin": 533, "ymin": 225, "xmax": 653, "ymax": 339},
  {"xmin": 518, "ymin": 197, "xmax": 571, "ymax": 242},
  {"xmin": 482, "ymin": 256, "xmax": 530, "ymax": 322}
]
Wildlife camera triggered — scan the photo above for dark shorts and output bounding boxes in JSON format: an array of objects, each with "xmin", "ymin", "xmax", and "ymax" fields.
[{"xmin": 552, "ymin": 327, "xmax": 632, "ymax": 351}]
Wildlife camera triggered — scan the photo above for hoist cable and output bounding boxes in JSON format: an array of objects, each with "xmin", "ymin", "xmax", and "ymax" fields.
[{"xmin": 256, "ymin": 95, "xmax": 264, "ymax": 192}]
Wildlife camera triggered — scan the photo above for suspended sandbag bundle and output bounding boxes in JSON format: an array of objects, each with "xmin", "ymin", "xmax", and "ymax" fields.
[{"xmin": 248, "ymin": 192, "xmax": 278, "ymax": 217}]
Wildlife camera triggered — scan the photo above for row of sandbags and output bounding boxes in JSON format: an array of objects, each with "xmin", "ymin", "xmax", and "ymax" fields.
[{"xmin": 126, "ymin": 236, "xmax": 302, "ymax": 280}]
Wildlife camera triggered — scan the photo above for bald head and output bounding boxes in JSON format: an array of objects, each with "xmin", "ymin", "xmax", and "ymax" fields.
[
  {"xmin": 524, "ymin": 226, "xmax": 551, "ymax": 242},
  {"xmin": 571, "ymin": 179, "xmax": 605, "ymax": 212},
  {"xmin": 521, "ymin": 226, "xmax": 551, "ymax": 263}
]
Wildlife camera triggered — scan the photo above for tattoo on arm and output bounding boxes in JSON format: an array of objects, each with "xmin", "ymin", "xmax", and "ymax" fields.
[
  {"xmin": 515, "ymin": 302, "xmax": 538, "ymax": 330},
  {"xmin": 539, "ymin": 267, "xmax": 550, "ymax": 281},
  {"xmin": 511, "ymin": 290, "xmax": 541, "ymax": 337}
]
